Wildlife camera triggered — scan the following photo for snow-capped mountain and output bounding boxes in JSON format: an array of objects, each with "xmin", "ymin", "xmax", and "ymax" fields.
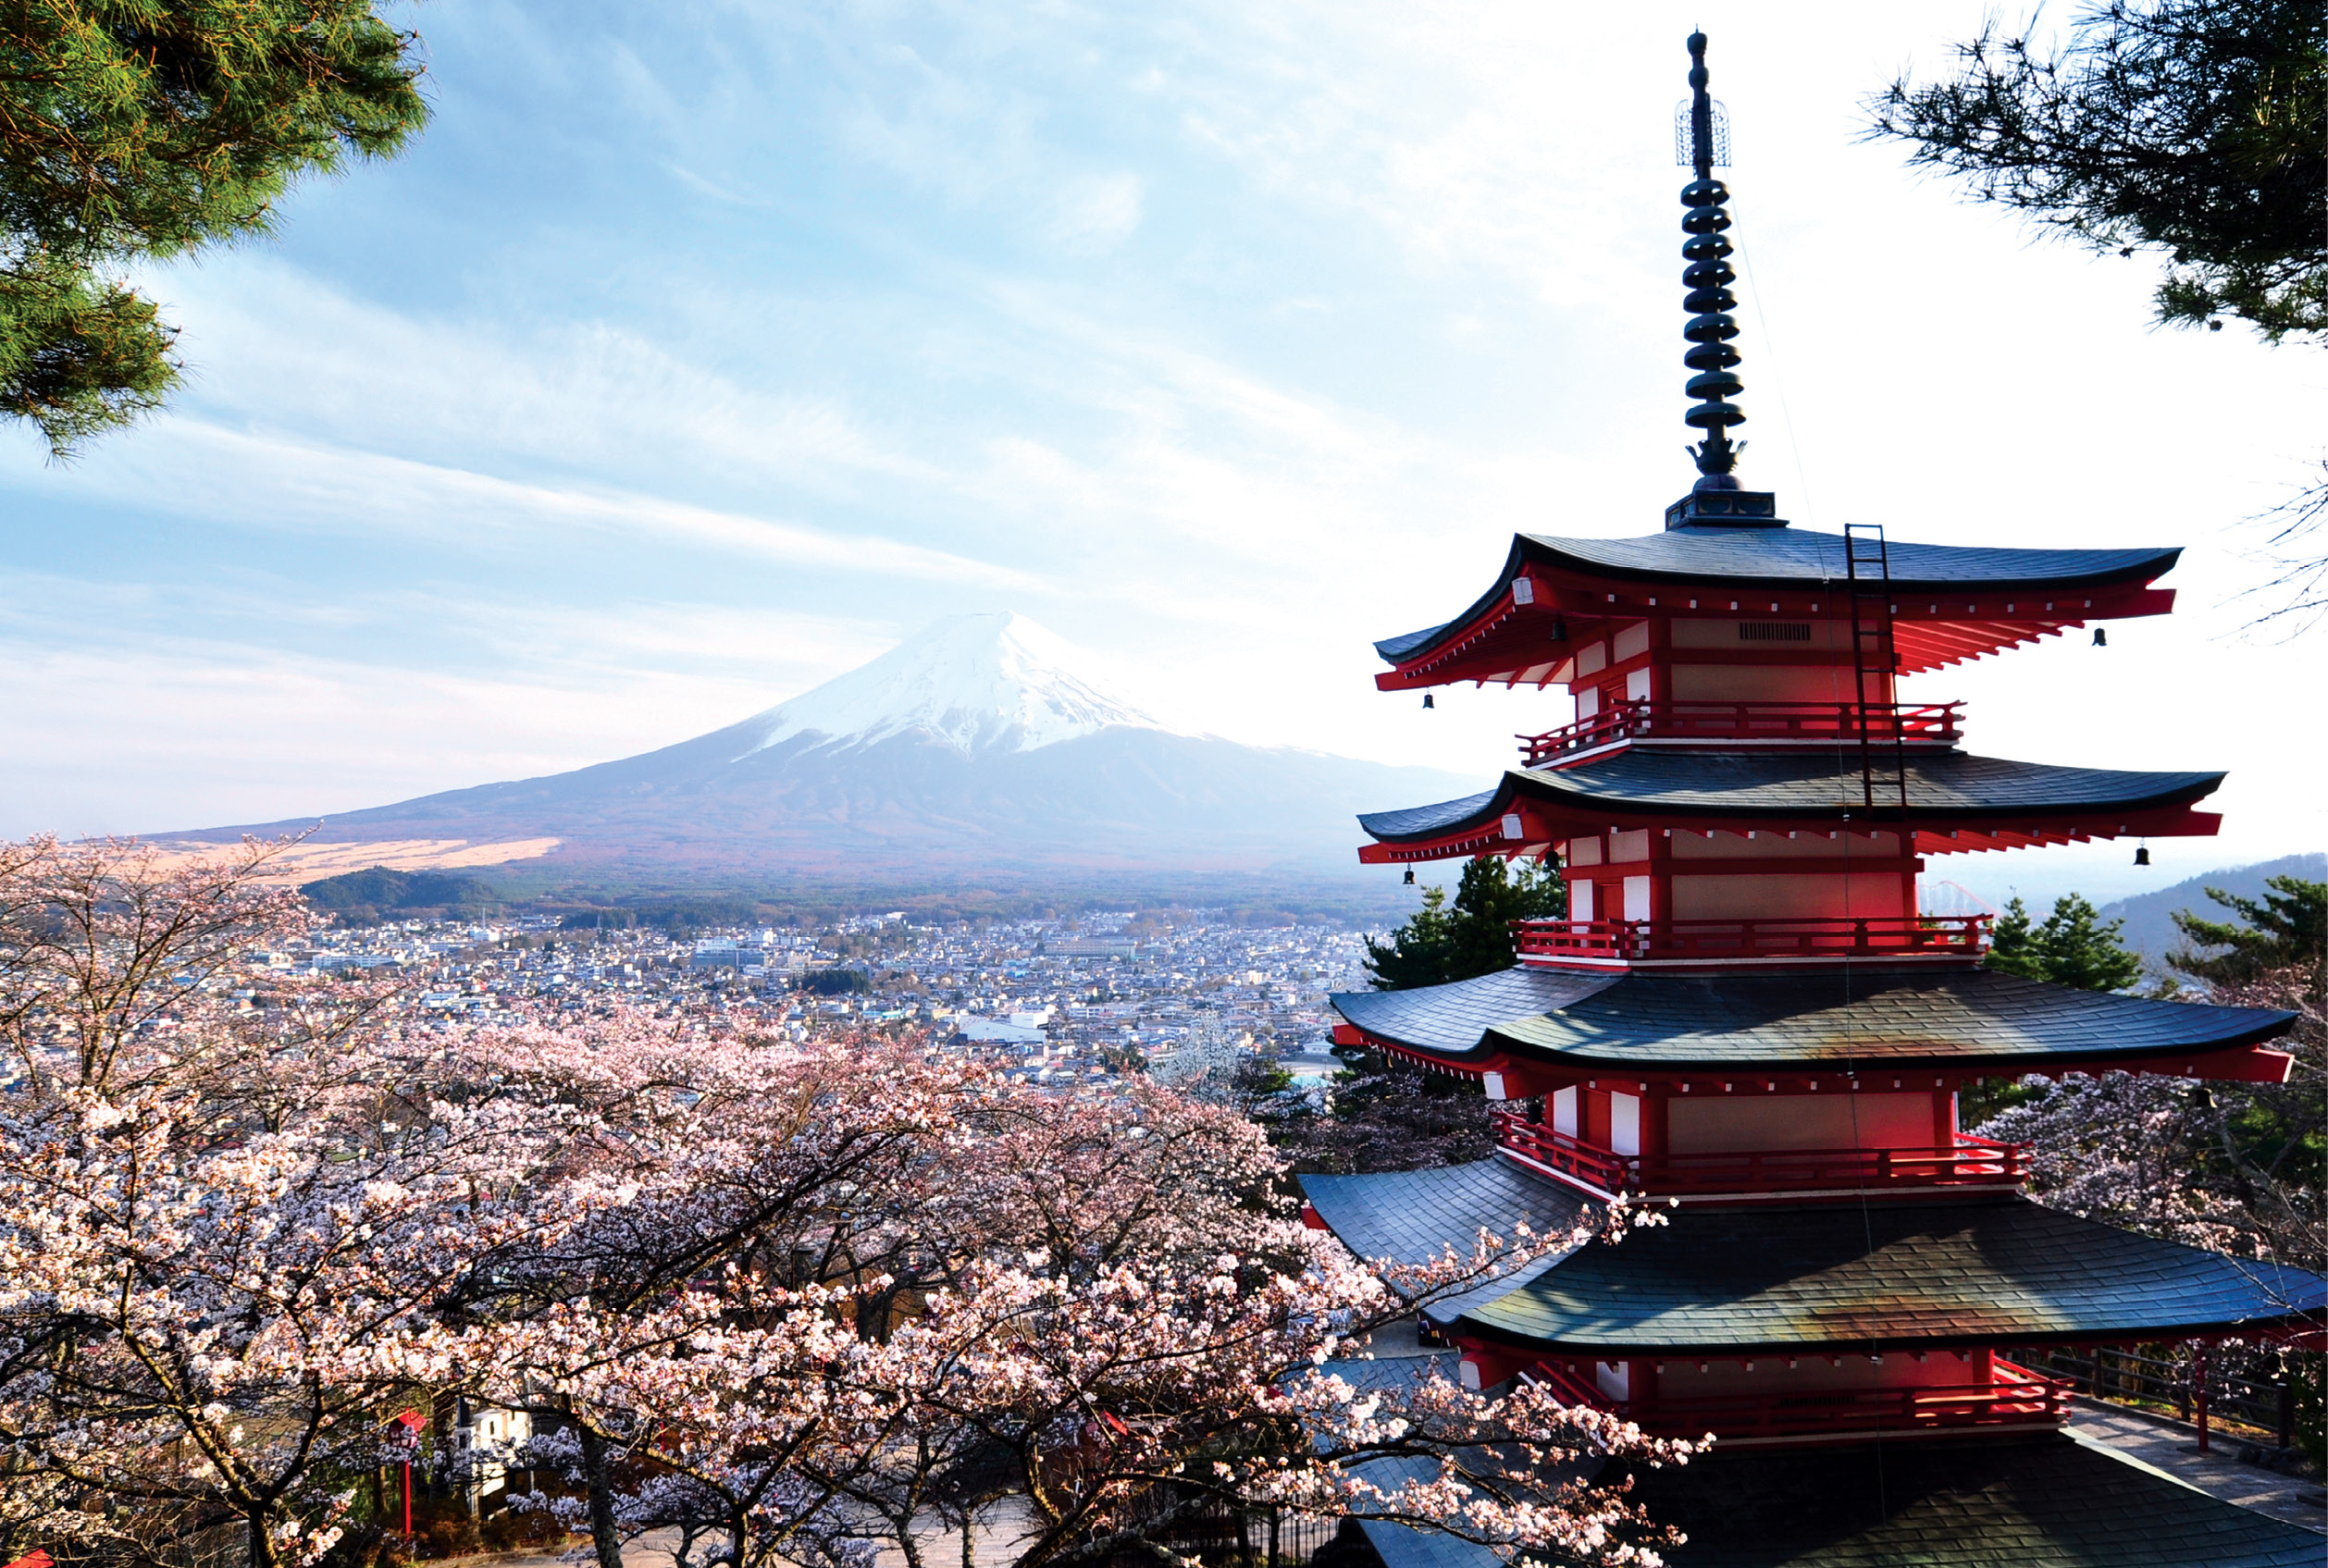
[
  {"xmin": 167, "ymin": 613, "xmax": 1477, "ymax": 890},
  {"xmin": 738, "ymin": 613, "xmax": 1169, "ymax": 758}
]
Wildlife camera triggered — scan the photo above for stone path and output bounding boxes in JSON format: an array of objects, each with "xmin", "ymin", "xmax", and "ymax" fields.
[{"xmin": 2064, "ymin": 1396, "xmax": 2325, "ymax": 1533}]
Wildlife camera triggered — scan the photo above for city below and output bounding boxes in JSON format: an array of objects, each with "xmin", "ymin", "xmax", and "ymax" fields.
[{"xmin": 278, "ymin": 910, "xmax": 1368, "ymax": 1088}]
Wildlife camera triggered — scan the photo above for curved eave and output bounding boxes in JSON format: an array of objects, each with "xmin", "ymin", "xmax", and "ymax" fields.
[
  {"xmin": 1373, "ymin": 534, "xmax": 2181, "ymax": 689},
  {"xmin": 1514, "ymin": 531, "xmax": 2184, "ymax": 596},
  {"xmin": 1298, "ymin": 1159, "xmax": 1583, "ymax": 1274},
  {"xmin": 1355, "ymin": 759, "xmax": 2226, "ymax": 862},
  {"xmin": 1331, "ymin": 966, "xmax": 2298, "ymax": 1079},
  {"xmin": 1444, "ymin": 1196, "xmax": 2328, "ymax": 1354}
]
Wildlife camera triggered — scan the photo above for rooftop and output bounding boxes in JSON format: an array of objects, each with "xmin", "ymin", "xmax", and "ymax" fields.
[
  {"xmin": 1372, "ymin": 527, "xmax": 2184, "ymax": 684},
  {"xmin": 1446, "ymin": 1192, "xmax": 2326, "ymax": 1352},
  {"xmin": 1356, "ymin": 751, "xmax": 2225, "ymax": 853},
  {"xmin": 1330, "ymin": 964, "xmax": 2294, "ymax": 1075},
  {"xmin": 1623, "ymin": 1432, "xmax": 2327, "ymax": 1568}
]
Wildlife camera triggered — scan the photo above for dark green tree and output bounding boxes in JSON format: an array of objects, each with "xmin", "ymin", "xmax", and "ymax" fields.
[
  {"xmin": 1986, "ymin": 893, "xmax": 2145, "ymax": 992},
  {"xmin": 2, "ymin": 1, "xmax": 430, "ymax": 456},
  {"xmin": 2169, "ymin": 875, "xmax": 2328, "ymax": 985},
  {"xmin": 1867, "ymin": 0, "xmax": 2326, "ymax": 343},
  {"xmin": 1363, "ymin": 856, "xmax": 1566, "ymax": 992}
]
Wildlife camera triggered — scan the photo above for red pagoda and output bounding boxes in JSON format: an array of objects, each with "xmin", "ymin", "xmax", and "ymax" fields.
[{"xmin": 1301, "ymin": 33, "xmax": 2326, "ymax": 1568}]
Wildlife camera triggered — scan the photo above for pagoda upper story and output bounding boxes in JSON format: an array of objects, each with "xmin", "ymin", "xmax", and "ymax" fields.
[{"xmin": 1351, "ymin": 507, "xmax": 2224, "ymax": 969}]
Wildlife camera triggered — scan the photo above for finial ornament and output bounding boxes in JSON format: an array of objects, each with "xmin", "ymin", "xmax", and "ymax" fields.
[{"xmin": 1680, "ymin": 31, "xmax": 1745, "ymax": 491}]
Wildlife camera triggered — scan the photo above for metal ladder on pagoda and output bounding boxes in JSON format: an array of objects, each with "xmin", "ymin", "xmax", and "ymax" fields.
[{"xmin": 1844, "ymin": 524, "xmax": 1909, "ymax": 812}]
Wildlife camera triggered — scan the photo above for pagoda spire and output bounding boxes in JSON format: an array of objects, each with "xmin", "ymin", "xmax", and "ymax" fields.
[{"xmin": 1679, "ymin": 31, "xmax": 1746, "ymax": 490}]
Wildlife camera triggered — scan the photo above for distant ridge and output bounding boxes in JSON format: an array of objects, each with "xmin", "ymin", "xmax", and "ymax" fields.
[
  {"xmin": 2097, "ymin": 851, "xmax": 2327, "ymax": 972},
  {"xmin": 159, "ymin": 613, "xmax": 1475, "ymax": 893}
]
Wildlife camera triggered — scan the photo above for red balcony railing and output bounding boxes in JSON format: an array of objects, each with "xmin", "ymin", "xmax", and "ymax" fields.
[
  {"xmin": 1526, "ymin": 1357, "xmax": 2073, "ymax": 1442},
  {"xmin": 1513, "ymin": 914, "xmax": 1991, "ymax": 965},
  {"xmin": 1518, "ymin": 700, "xmax": 1963, "ymax": 765},
  {"xmin": 1491, "ymin": 1111, "xmax": 2030, "ymax": 1199}
]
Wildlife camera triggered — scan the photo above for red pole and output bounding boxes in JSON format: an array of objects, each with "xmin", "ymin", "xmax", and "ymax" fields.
[
  {"xmin": 2194, "ymin": 1344, "xmax": 2210, "ymax": 1454},
  {"xmin": 394, "ymin": 1409, "xmax": 424, "ymax": 1537}
]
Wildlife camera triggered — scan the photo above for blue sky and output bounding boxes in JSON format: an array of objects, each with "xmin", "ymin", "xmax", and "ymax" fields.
[{"xmin": 1, "ymin": 1, "xmax": 2320, "ymax": 907}]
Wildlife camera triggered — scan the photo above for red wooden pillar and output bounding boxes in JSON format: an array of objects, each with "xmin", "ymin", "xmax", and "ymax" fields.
[{"xmin": 2193, "ymin": 1343, "xmax": 2210, "ymax": 1453}]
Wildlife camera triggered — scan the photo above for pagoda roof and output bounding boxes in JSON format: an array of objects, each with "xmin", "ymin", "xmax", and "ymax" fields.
[
  {"xmin": 1441, "ymin": 1192, "xmax": 2327, "ymax": 1352},
  {"xmin": 1345, "ymin": 1428, "xmax": 2327, "ymax": 1568},
  {"xmin": 1619, "ymin": 1432, "xmax": 2328, "ymax": 1568},
  {"xmin": 1374, "ymin": 527, "xmax": 2183, "ymax": 676},
  {"xmin": 1329, "ymin": 965, "xmax": 2295, "ymax": 1076},
  {"xmin": 1357, "ymin": 752, "xmax": 2223, "ymax": 856},
  {"xmin": 1300, "ymin": 1158, "xmax": 1585, "ymax": 1271}
]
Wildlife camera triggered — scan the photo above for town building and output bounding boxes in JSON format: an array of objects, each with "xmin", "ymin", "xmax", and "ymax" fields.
[{"xmin": 1300, "ymin": 33, "xmax": 2326, "ymax": 1568}]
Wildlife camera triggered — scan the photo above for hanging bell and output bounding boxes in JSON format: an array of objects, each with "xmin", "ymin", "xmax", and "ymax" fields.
[
  {"xmin": 1403, "ymin": 867, "xmax": 1417, "ymax": 884},
  {"xmin": 1422, "ymin": 694, "xmax": 1435, "ymax": 709},
  {"xmin": 2092, "ymin": 627, "xmax": 2108, "ymax": 647},
  {"xmin": 1551, "ymin": 617, "xmax": 1569, "ymax": 642},
  {"xmin": 2135, "ymin": 846, "xmax": 2151, "ymax": 866}
]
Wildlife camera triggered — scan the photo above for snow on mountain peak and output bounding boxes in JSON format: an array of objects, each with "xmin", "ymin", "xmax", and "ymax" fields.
[{"xmin": 741, "ymin": 613, "xmax": 1167, "ymax": 758}]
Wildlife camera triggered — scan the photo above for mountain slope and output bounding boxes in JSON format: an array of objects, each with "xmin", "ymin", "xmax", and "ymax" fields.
[
  {"xmin": 2096, "ymin": 851, "xmax": 2327, "ymax": 970},
  {"xmin": 164, "ymin": 614, "xmax": 1476, "ymax": 887}
]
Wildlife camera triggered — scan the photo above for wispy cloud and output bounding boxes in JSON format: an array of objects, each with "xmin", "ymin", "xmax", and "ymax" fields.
[{"xmin": 0, "ymin": 0, "xmax": 2318, "ymax": 869}]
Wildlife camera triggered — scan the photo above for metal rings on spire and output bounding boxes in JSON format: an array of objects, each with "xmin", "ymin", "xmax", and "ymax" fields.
[{"xmin": 1680, "ymin": 31, "xmax": 1743, "ymax": 487}]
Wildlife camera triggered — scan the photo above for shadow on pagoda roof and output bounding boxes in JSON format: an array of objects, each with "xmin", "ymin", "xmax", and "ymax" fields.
[
  {"xmin": 1299, "ymin": 1164, "xmax": 2326, "ymax": 1354},
  {"xmin": 1336, "ymin": 1425, "xmax": 2326, "ymax": 1568},
  {"xmin": 1455, "ymin": 1193, "xmax": 2325, "ymax": 1354},
  {"xmin": 1619, "ymin": 1429, "xmax": 2326, "ymax": 1568}
]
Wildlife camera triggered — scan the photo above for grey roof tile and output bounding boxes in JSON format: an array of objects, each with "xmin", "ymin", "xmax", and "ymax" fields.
[
  {"xmin": 1368, "ymin": 525, "xmax": 2169, "ymax": 665},
  {"xmin": 1330, "ymin": 968, "xmax": 1621, "ymax": 1057},
  {"xmin": 1331, "ymin": 965, "xmax": 2293, "ymax": 1071},
  {"xmin": 1456, "ymin": 1195, "xmax": 2328, "ymax": 1352},
  {"xmin": 1374, "ymin": 527, "xmax": 2182, "ymax": 667},
  {"xmin": 1358, "ymin": 752, "xmax": 2223, "ymax": 841},
  {"xmin": 1300, "ymin": 1159, "xmax": 1583, "ymax": 1271},
  {"xmin": 1625, "ymin": 1431, "xmax": 2328, "ymax": 1568},
  {"xmin": 1521, "ymin": 527, "xmax": 2179, "ymax": 590}
]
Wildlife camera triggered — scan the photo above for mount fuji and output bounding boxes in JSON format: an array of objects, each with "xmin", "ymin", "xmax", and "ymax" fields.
[{"xmin": 165, "ymin": 614, "xmax": 1476, "ymax": 892}]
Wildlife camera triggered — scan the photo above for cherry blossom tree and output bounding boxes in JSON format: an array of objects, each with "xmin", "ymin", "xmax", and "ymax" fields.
[
  {"xmin": 454, "ymin": 1055, "xmax": 1695, "ymax": 1568},
  {"xmin": 0, "ymin": 836, "xmax": 594, "ymax": 1568},
  {"xmin": 0, "ymin": 837, "xmax": 1698, "ymax": 1568}
]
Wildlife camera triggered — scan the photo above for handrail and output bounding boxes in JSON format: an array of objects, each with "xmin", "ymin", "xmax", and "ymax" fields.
[
  {"xmin": 1519, "ymin": 699, "xmax": 1963, "ymax": 765},
  {"xmin": 1526, "ymin": 1357, "xmax": 2073, "ymax": 1440},
  {"xmin": 1491, "ymin": 1111, "xmax": 2030, "ymax": 1198},
  {"xmin": 1515, "ymin": 914, "xmax": 1992, "ymax": 964}
]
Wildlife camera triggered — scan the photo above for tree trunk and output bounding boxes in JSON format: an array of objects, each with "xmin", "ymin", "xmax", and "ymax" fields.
[
  {"xmin": 576, "ymin": 1426, "xmax": 627, "ymax": 1568},
  {"xmin": 962, "ymin": 1509, "xmax": 975, "ymax": 1568}
]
